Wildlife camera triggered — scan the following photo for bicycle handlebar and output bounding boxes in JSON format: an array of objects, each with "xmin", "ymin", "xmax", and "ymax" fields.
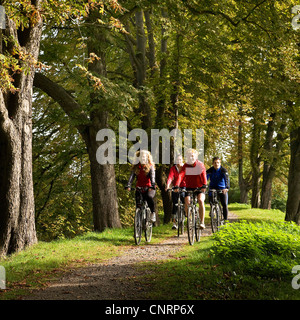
[{"xmin": 126, "ymin": 186, "xmax": 155, "ymax": 192}]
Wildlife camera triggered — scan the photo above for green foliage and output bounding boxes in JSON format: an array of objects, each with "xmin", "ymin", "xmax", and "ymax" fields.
[{"xmin": 211, "ymin": 220, "xmax": 300, "ymax": 278}]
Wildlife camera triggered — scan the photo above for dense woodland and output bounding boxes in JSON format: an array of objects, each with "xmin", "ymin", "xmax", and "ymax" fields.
[{"xmin": 0, "ymin": 0, "xmax": 299, "ymax": 255}]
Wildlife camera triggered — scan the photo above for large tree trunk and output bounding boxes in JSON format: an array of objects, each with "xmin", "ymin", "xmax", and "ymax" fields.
[
  {"xmin": 86, "ymin": 121, "xmax": 121, "ymax": 231},
  {"xmin": 124, "ymin": 10, "xmax": 152, "ymax": 131},
  {"xmin": 285, "ymin": 127, "xmax": 300, "ymax": 224},
  {"xmin": 0, "ymin": 7, "xmax": 43, "ymax": 255},
  {"xmin": 261, "ymin": 115, "xmax": 288, "ymax": 209},
  {"xmin": 260, "ymin": 113, "xmax": 276, "ymax": 209},
  {"xmin": 250, "ymin": 111, "xmax": 262, "ymax": 208}
]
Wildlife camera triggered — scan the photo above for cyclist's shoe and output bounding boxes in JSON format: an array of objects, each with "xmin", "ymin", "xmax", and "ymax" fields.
[
  {"xmin": 151, "ymin": 212, "xmax": 156, "ymax": 223},
  {"xmin": 200, "ymin": 223, "xmax": 206, "ymax": 230},
  {"xmin": 172, "ymin": 223, "xmax": 178, "ymax": 230}
]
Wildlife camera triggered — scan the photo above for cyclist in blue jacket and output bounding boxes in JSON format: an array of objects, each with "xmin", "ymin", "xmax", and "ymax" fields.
[{"xmin": 206, "ymin": 157, "xmax": 230, "ymax": 220}]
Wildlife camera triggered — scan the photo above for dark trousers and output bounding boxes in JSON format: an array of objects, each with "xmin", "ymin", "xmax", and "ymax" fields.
[
  {"xmin": 172, "ymin": 191, "xmax": 186, "ymax": 217},
  {"xmin": 209, "ymin": 192, "xmax": 228, "ymax": 220},
  {"xmin": 135, "ymin": 188, "xmax": 156, "ymax": 213}
]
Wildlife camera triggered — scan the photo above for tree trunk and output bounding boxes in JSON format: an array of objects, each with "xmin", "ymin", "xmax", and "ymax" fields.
[
  {"xmin": 285, "ymin": 127, "xmax": 300, "ymax": 224},
  {"xmin": 0, "ymin": 8, "xmax": 43, "ymax": 255},
  {"xmin": 86, "ymin": 121, "xmax": 121, "ymax": 231},
  {"xmin": 260, "ymin": 113, "xmax": 276, "ymax": 209},
  {"xmin": 237, "ymin": 110, "xmax": 251, "ymax": 203},
  {"xmin": 124, "ymin": 10, "xmax": 152, "ymax": 130},
  {"xmin": 261, "ymin": 115, "xmax": 288, "ymax": 209},
  {"xmin": 250, "ymin": 110, "xmax": 262, "ymax": 208}
]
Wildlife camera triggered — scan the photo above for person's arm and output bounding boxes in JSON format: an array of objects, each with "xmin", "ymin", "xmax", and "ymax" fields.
[
  {"xmin": 126, "ymin": 171, "xmax": 135, "ymax": 189},
  {"xmin": 200, "ymin": 163, "xmax": 207, "ymax": 192},
  {"xmin": 165, "ymin": 166, "xmax": 175, "ymax": 190},
  {"xmin": 222, "ymin": 168, "xmax": 230, "ymax": 193},
  {"xmin": 149, "ymin": 166, "xmax": 156, "ymax": 189},
  {"xmin": 174, "ymin": 165, "xmax": 185, "ymax": 190}
]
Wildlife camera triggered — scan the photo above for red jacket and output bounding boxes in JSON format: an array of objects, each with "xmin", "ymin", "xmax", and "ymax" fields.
[
  {"xmin": 167, "ymin": 165, "xmax": 186, "ymax": 187},
  {"xmin": 127, "ymin": 164, "xmax": 155, "ymax": 189},
  {"xmin": 174, "ymin": 160, "xmax": 207, "ymax": 189}
]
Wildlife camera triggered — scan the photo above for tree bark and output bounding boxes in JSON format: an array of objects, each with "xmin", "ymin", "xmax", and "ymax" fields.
[
  {"xmin": 124, "ymin": 10, "xmax": 152, "ymax": 130},
  {"xmin": 0, "ymin": 5, "xmax": 43, "ymax": 255},
  {"xmin": 237, "ymin": 108, "xmax": 251, "ymax": 203},
  {"xmin": 285, "ymin": 127, "xmax": 300, "ymax": 224},
  {"xmin": 260, "ymin": 114, "xmax": 288, "ymax": 209},
  {"xmin": 250, "ymin": 111, "xmax": 262, "ymax": 208},
  {"xmin": 260, "ymin": 113, "xmax": 276, "ymax": 209}
]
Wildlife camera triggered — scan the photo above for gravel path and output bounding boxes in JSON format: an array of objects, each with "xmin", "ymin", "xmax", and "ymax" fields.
[{"xmin": 22, "ymin": 213, "xmax": 237, "ymax": 300}]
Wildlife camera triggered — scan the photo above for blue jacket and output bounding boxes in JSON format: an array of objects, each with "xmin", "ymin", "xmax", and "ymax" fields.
[{"xmin": 206, "ymin": 166, "xmax": 229, "ymax": 190}]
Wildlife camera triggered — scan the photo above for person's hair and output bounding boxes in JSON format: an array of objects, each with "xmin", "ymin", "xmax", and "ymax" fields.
[
  {"xmin": 212, "ymin": 156, "xmax": 221, "ymax": 163},
  {"xmin": 175, "ymin": 154, "xmax": 184, "ymax": 163},
  {"xmin": 131, "ymin": 150, "xmax": 155, "ymax": 174},
  {"xmin": 186, "ymin": 148, "xmax": 198, "ymax": 157}
]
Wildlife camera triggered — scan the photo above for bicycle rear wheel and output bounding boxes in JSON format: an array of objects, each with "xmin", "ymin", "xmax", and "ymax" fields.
[
  {"xmin": 145, "ymin": 208, "xmax": 152, "ymax": 242},
  {"xmin": 187, "ymin": 206, "xmax": 195, "ymax": 245},
  {"xmin": 134, "ymin": 208, "xmax": 142, "ymax": 245}
]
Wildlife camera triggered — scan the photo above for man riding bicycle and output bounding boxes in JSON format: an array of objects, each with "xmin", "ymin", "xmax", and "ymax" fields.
[
  {"xmin": 174, "ymin": 149, "xmax": 207, "ymax": 230},
  {"xmin": 206, "ymin": 157, "xmax": 230, "ymax": 221}
]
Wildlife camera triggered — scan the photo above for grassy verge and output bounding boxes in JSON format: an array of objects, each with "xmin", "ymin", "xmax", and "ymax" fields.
[
  {"xmin": 1, "ymin": 204, "xmax": 300, "ymax": 300},
  {"xmin": 0, "ymin": 217, "xmax": 174, "ymax": 300},
  {"xmin": 136, "ymin": 204, "xmax": 300, "ymax": 300}
]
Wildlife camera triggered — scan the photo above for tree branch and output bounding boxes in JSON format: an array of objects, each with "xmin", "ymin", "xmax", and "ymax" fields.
[{"xmin": 33, "ymin": 72, "xmax": 90, "ymax": 138}]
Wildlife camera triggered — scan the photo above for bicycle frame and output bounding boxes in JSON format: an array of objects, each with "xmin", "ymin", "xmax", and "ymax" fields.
[
  {"xmin": 132, "ymin": 187, "xmax": 153, "ymax": 245},
  {"xmin": 168, "ymin": 187, "xmax": 185, "ymax": 236},
  {"xmin": 186, "ymin": 188, "xmax": 202, "ymax": 245}
]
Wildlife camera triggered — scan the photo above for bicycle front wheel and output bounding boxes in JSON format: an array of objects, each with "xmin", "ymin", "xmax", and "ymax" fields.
[
  {"xmin": 134, "ymin": 208, "xmax": 142, "ymax": 245},
  {"xmin": 217, "ymin": 203, "xmax": 224, "ymax": 230},
  {"xmin": 195, "ymin": 209, "xmax": 201, "ymax": 242},
  {"xmin": 187, "ymin": 206, "xmax": 195, "ymax": 245},
  {"xmin": 177, "ymin": 205, "xmax": 184, "ymax": 237},
  {"xmin": 210, "ymin": 205, "xmax": 219, "ymax": 233},
  {"xmin": 145, "ymin": 208, "xmax": 153, "ymax": 242}
]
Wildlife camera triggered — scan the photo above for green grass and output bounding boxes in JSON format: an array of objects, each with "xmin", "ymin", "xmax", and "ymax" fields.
[
  {"xmin": 135, "ymin": 204, "xmax": 300, "ymax": 300},
  {"xmin": 228, "ymin": 202, "xmax": 286, "ymax": 222},
  {"xmin": 0, "ymin": 218, "xmax": 174, "ymax": 300},
  {"xmin": 1, "ymin": 205, "xmax": 300, "ymax": 300}
]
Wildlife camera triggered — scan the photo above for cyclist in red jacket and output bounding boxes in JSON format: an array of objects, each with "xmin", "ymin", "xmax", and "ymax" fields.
[
  {"xmin": 165, "ymin": 154, "xmax": 186, "ymax": 229},
  {"xmin": 127, "ymin": 150, "xmax": 156, "ymax": 223},
  {"xmin": 174, "ymin": 148, "xmax": 207, "ymax": 229}
]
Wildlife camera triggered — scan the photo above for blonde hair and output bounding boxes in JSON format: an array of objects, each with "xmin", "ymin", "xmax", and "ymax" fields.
[{"xmin": 131, "ymin": 150, "xmax": 155, "ymax": 174}]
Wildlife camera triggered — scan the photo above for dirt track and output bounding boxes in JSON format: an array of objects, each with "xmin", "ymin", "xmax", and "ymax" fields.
[{"xmin": 22, "ymin": 213, "xmax": 237, "ymax": 300}]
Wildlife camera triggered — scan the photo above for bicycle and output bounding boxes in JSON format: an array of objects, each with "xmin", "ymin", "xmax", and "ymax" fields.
[
  {"xmin": 130, "ymin": 187, "xmax": 153, "ymax": 245},
  {"xmin": 186, "ymin": 188, "xmax": 203, "ymax": 245},
  {"xmin": 209, "ymin": 189, "xmax": 224, "ymax": 233},
  {"xmin": 167, "ymin": 187, "xmax": 185, "ymax": 237}
]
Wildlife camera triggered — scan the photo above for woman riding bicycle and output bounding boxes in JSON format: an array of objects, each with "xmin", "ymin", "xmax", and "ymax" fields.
[
  {"xmin": 126, "ymin": 150, "xmax": 156, "ymax": 223},
  {"xmin": 165, "ymin": 154, "xmax": 186, "ymax": 230},
  {"xmin": 174, "ymin": 148, "xmax": 207, "ymax": 229}
]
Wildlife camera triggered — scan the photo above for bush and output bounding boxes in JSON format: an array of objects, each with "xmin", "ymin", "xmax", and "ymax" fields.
[{"xmin": 211, "ymin": 220, "xmax": 300, "ymax": 279}]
